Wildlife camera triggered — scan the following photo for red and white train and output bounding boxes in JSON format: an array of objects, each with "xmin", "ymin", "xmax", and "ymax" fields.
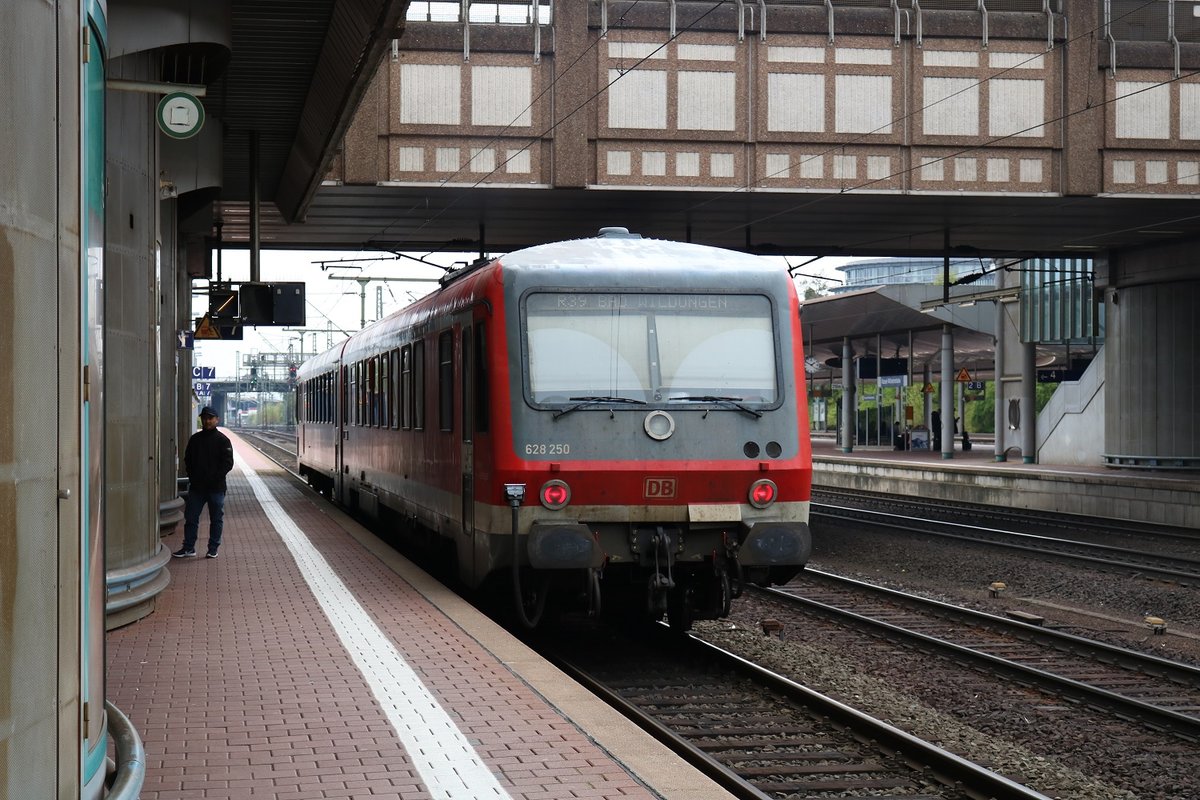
[{"xmin": 296, "ymin": 228, "xmax": 813, "ymax": 628}]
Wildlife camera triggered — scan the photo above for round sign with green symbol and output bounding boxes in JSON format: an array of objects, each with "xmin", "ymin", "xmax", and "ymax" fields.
[{"xmin": 156, "ymin": 92, "xmax": 205, "ymax": 139}]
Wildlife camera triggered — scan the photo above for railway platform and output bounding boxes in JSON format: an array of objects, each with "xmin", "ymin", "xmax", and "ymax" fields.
[
  {"xmin": 811, "ymin": 433, "xmax": 1200, "ymax": 528},
  {"xmin": 106, "ymin": 432, "xmax": 736, "ymax": 800}
]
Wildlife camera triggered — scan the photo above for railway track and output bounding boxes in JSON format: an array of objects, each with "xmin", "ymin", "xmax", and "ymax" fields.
[
  {"xmin": 542, "ymin": 624, "xmax": 1050, "ymax": 800},
  {"xmin": 811, "ymin": 503, "xmax": 1200, "ymax": 585},
  {"xmin": 754, "ymin": 570, "xmax": 1200, "ymax": 741},
  {"xmin": 235, "ymin": 428, "xmax": 298, "ymax": 471},
  {"xmin": 814, "ymin": 487, "xmax": 1200, "ymax": 550},
  {"xmin": 237, "ymin": 428, "xmax": 1045, "ymax": 796}
]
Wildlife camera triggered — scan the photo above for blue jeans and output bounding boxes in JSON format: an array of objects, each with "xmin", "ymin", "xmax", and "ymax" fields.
[{"xmin": 183, "ymin": 489, "xmax": 226, "ymax": 553}]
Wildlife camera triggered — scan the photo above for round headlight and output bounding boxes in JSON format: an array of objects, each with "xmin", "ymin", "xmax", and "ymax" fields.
[
  {"xmin": 644, "ymin": 410, "xmax": 675, "ymax": 441},
  {"xmin": 540, "ymin": 479, "xmax": 571, "ymax": 510},
  {"xmin": 748, "ymin": 479, "xmax": 777, "ymax": 509}
]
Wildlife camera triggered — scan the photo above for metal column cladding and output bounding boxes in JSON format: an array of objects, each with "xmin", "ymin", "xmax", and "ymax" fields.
[
  {"xmin": 1, "ymin": 1, "xmax": 96, "ymax": 797},
  {"xmin": 1105, "ymin": 280, "xmax": 1200, "ymax": 469},
  {"xmin": 104, "ymin": 48, "xmax": 169, "ymax": 631}
]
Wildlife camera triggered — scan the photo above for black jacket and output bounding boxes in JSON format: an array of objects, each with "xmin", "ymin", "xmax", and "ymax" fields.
[{"xmin": 184, "ymin": 427, "xmax": 235, "ymax": 492}]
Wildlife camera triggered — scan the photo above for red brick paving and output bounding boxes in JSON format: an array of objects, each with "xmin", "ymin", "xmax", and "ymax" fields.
[{"xmin": 107, "ymin": 436, "xmax": 657, "ymax": 800}]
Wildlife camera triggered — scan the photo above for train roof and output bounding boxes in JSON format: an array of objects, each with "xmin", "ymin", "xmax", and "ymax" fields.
[{"xmin": 497, "ymin": 229, "xmax": 778, "ymax": 272}]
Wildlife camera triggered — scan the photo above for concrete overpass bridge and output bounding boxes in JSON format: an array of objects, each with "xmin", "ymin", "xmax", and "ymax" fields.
[{"xmin": 221, "ymin": 0, "xmax": 1200, "ymax": 263}]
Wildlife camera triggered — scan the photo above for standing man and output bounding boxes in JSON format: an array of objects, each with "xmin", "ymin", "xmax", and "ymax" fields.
[{"xmin": 175, "ymin": 406, "xmax": 235, "ymax": 559}]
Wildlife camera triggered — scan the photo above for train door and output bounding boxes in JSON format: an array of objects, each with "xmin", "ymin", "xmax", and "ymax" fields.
[
  {"xmin": 336, "ymin": 364, "xmax": 347, "ymax": 501},
  {"xmin": 460, "ymin": 325, "xmax": 475, "ymax": 542}
]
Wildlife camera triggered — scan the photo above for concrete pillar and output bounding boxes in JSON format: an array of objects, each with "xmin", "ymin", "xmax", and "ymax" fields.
[
  {"xmin": 104, "ymin": 51, "xmax": 170, "ymax": 630},
  {"xmin": 940, "ymin": 324, "xmax": 954, "ymax": 459},
  {"xmin": 1104, "ymin": 280, "xmax": 1200, "ymax": 468},
  {"xmin": 551, "ymin": 0, "xmax": 590, "ymax": 188},
  {"xmin": 158, "ymin": 202, "xmax": 184, "ymax": 541},
  {"xmin": 922, "ymin": 363, "xmax": 932, "ymax": 430},
  {"xmin": 1062, "ymin": 0, "xmax": 1103, "ymax": 197},
  {"xmin": 178, "ymin": 260, "xmax": 195, "ymax": 483},
  {"xmin": 841, "ymin": 337, "xmax": 854, "ymax": 453},
  {"xmin": 1021, "ymin": 342, "xmax": 1037, "ymax": 463},
  {"xmin": 993, "ymin": 299, "xmax": 1006, "ymax": 461}
]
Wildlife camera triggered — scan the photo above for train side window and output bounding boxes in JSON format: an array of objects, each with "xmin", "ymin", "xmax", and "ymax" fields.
[
  {"xmin": 326, "ymin": 372, "xmax": 333, "ymax": 424},
  {"xmin": 357, "ymin": 361, "xmax": 365, "ymax": 426},
  {"xmin": 393, "ymin": 349, "xmax": 401, "ymax": 428},
  {"xmin": 438, "ymin": 330, "xmax": 454, "ymax": 432},
  {"xmin": 474, "ymin": 324, "xmax": 488, "ymax": 434},
  {"xmin": 385, "ymin": 350, "xmax": 395, "ymax": 429},
  {"xmin": 354, "ymin": 361, "xmax": 362, "ymax": 426},
  {"xmin": 400, "ymin": 345, "xmax": 412, "ymax": 429},
  {"xmin": 376, "ymin": 354, "xmax": 385, "ymax": 427},
  {"xmin": 367, "ymin": 357, "xmax": 376, "ymax": 429},
  {"xmin": 341, "ymin": 366, "xmax": 349, "ymax": 425},
  {"xmin": 413, "ymin": 340, "xmax": 425, "ymax": 430},
  {"xmin": 360, "ymin": 360, "xmax": 368, "ymax": 426}
]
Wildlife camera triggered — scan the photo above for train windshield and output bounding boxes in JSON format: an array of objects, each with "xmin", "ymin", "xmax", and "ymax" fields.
[{"xmin": 525, "ymin": 292, "xmax": 778, "ymax": 404}]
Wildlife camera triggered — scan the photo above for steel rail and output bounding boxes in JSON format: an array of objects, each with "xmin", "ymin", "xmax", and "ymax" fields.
[
  {"xmin": 812, "ymin": 504, "xmax": 1200, "ymax": 584},
  {"xmin": 756, "ymin": 577, "xmax": 1200, "ymax": 741},
  {"xmin": 549, "ymin": 628, "xmax": 1053, "ymax": 800}
]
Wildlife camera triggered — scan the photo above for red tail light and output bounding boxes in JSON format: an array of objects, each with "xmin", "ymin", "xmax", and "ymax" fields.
[
  {"xmin": 748, "ymin": 479, "xmax": 777, "ymax": 508},
  {"xmin": 540, "ymin": 479, "xmax": 571, "ymax": 510}
]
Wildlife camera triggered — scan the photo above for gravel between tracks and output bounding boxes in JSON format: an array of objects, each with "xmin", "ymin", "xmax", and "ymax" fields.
[{"xmin": 694, "ymin": 524, "xmax": 1200, "ymax": 800}]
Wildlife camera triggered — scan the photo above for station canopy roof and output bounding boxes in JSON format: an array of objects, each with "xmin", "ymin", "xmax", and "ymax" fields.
[{"xmin": 798, "ymin": 283, "xmax": 1058, "ymax": 379}]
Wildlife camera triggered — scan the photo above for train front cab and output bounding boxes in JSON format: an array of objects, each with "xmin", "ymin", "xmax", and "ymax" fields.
[{"xmin": 488, "ymin": 251, "xmax": 813, "ymax": 629}]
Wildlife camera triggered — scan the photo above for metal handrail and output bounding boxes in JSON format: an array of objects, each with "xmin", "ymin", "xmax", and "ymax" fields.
[
  {"xmin": 106, "ymin": 542, "xmax": 172, "ymax": 614},
  {"xmin": 105, "ymin": 701, "xmax": 145, "ymax": 799}
]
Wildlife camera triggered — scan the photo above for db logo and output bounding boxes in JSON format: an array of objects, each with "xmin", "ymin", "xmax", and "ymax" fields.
[{"xmin": 644, "ymin": 477, "xmax": 677, "ymax": 498}]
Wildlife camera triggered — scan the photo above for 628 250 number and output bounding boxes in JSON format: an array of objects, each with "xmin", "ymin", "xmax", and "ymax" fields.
[{"xmin": 524, "ymin": 443, "xmax": 570, "ymax": 456}]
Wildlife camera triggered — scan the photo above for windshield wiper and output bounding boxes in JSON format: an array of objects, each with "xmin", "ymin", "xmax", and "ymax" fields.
[
  {"xmin": 669, "ymin": 394, "xmax": 763, "ymax": 418},
  {"xmin": 553, "ymin": 395, "xmax": 647, "ymax": 420}
]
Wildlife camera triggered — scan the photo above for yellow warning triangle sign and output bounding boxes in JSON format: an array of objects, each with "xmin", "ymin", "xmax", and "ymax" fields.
[
  {"xmin": 195, "ymin": 314, "xmax": 221, "ymax": 340},
  {"xmin": 955, "ymin": 367, "xmax": 971, "ymax": 382}
]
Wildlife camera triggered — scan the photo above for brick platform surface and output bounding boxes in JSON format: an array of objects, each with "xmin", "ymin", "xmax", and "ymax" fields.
[{"xmin": 106, "ymin": 435, "xmax": 666, "ymax": 800}]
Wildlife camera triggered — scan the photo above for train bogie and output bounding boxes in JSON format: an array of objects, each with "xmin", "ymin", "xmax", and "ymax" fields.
[{"xmin": 297, "ymin": 229, "xmax": 813, "ymax": 629}]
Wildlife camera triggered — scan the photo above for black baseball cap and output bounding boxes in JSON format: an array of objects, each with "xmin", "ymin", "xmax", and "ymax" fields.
[{"xmin": 199, "ymin": 406, "xmax": 218, "ymax": 418}]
